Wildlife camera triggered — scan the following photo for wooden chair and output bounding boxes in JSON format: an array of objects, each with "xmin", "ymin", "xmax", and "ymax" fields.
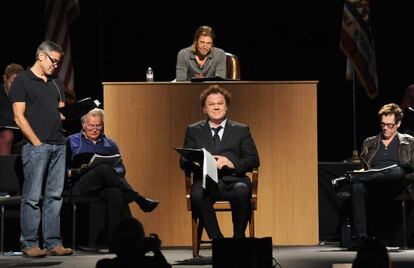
[
  {"xmin": 225, "ymin": 52, "xmax": 241, "ymax": 80},
  {"xmin": 185, "ymin": 168, "xmax": 258, "ymax": 257}
]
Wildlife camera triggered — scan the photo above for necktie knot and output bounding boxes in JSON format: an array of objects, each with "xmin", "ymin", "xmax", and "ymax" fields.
[{"xmin": 212, "ymin": 126, "xmax": 222, "ymax": 137}]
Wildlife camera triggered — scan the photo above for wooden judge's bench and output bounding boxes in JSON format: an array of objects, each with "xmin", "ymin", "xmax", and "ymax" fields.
[{"xmin": 102, "ymin": 81, "xmax": 318, "ymax": 246}]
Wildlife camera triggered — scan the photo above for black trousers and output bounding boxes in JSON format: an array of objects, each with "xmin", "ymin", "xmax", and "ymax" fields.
[
  {"xmin": 71, "ymin": 164, "xmax": 137, "ymax": 235},
  {"xmin": 350, "ymin": 166, "xmax": 406, "ymax": 238},
  {"xmin": 98, "ymin": 187, "xmax": 132, "ymax": 239},
  {"xmin": 190, "ymin": 177, "xmax": 252, "ymax": 238}
]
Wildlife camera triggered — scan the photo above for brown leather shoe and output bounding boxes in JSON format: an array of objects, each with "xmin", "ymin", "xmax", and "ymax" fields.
[
  {"xmin": 47, "ymin": 245, "xmax": 74, "ymax": 256},
  {"xmin": 23, "ymin": 246, "xmax": 47, "ymax": 258}
]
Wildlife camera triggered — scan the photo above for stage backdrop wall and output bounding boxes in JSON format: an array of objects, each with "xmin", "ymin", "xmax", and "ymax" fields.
[{"xmin": 102, "ymin": 81, "xmax": 318, "ymax": 246}]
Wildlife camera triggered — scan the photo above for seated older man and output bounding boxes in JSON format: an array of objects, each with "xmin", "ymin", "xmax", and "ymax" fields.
[{"xmin": 66, "ymin": 108, "xmax": 159, "ymax": 236}]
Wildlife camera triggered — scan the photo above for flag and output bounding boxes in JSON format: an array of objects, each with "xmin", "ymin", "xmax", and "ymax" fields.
[
  {"xmin": 340, "ymin": 0, "xmax": 378, "ymax": 99},
  {"xmin": 45, "ymin": 0, "xmax": 80, "ymax": 102}
]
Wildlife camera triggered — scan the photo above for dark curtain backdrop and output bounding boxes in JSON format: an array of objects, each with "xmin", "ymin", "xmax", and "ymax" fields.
[{"xmin": 2, "ymin": 0, "xmax": 413, "ymax": 161}]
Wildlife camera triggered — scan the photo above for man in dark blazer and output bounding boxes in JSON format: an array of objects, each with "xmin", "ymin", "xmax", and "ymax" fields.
[{"xmin": 180, "ymin": 85, "xmax": 260, "ymax": 238}]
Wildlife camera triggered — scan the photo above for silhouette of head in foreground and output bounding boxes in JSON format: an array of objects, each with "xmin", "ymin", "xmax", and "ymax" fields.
[
  {"xmin": 96, "ymin": 217, "xmax": 171, "ymax": 268},
  {"xmin": 352, "ymin": 238, "xmax": 390, "ymax": 268}
]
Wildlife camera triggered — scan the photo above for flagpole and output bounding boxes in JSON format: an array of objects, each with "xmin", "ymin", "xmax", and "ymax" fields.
[{"xmin": 351, "ymin": 68, "xmax": 361, "ymax": 163}]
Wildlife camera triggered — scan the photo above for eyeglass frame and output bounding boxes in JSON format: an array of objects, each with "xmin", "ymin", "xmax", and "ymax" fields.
[
  {"xmin": 380, "ymin": 122, "xmax": 397, "ymax": 129},
  {"xmin": 43, "ymin": 52, "xmax": 60, "ymax": 67},
  {"xmin": 85, "ymin": 124, "xmax": 103, "ymax": 130}
]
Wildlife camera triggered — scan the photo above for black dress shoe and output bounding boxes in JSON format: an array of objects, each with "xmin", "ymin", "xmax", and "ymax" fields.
[{"xmin": 136, "ymin": 196, "xmax": 159, "ymax": 212}]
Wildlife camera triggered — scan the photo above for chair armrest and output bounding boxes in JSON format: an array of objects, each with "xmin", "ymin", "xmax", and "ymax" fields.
[
  {"xmin": 251, "ymin": 168, "xmax": 259, "ymax": 209},
  {"xmin": 251, "ymin": 168, "xmax": 258, "ymax": 196}
]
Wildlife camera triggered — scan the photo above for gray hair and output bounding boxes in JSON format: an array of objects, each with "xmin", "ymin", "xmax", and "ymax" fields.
[
  {"xmin": 36, "ymin": 40, "xmax": 64, "ymax": 59},
  {"xmin": 81, "ymin": 108, "xmax": 105, "ymax": 124}
]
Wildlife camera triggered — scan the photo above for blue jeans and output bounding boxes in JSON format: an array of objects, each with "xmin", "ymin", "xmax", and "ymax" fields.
[{"xmin": 20, "ymin": 143, "xmax": 66, "ymax": 250}]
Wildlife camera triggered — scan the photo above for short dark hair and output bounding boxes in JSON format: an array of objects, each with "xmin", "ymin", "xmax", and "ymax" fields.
[
  {"xmin": 3, "ymin": 63, "xmax": 24, "ymax": 79},
  {"xmin": 111, "ymin": 217, "xmax": 145, "ymax": 257},
  {"xmin": 352, "ymin": 238, "xmax": 389, "ymax": 268},
  {"xmin": 200, "ymin": 85, "xmax": 231, "ymax": 108},
  {"xmin": 378, "ymin": 103, "xmax": 403, "ymax": 123}
]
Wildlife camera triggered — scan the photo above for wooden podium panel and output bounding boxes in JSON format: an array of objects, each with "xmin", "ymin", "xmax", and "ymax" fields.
[{"xmin": 102, "ymin": 81, "xmax": 318, "ymax": 246}]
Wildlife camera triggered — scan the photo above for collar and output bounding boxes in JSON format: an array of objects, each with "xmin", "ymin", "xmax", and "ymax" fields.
[
  {"xmin": 208, "ymin": 118, "xmax": 227, "ymax": 130},
  {"xmin": 397, "ymin": 132, "xmax": 411, "ymax": 145},
  {"xmin": 27, "ymin": 68, "xmax": 55, "ymax": 82}
]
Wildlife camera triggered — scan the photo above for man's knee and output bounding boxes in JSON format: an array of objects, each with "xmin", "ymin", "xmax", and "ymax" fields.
[
  {"xmin": 232, "ymin": 182, "xmax": 251, "ymax": 200},
  {"xmin": 350, "ymin": 181, "xmax": 366, "ymax": 193},
  {"xmin": 93, "ymin": 163, "xmax": 115, "ymax": 175},
  {"xmin": 190, "ymin": 180, "xmax": 205, "ymax": 204},
  {"xmin": 190, "ymin": 188, "xmax": 204, "ymax": 205},
  {"xmin": 101, "ymin": 187, "xmax": 123, "ymax": 202}
]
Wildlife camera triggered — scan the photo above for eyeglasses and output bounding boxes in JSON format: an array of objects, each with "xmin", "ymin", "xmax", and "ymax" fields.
[
  {"xmin": 380, "ymin": 122, "xmax": 396, "ymax": 129},
  {"xmin": 44, "ymin": 52, "xmax": 60, "ymax": 67},
  {"xmin": 86, "ymin": 124, "xmax": 103, "ymax": 130},
  {"xmin": 198, "ymin": 40, "xmax": 213, "ymax": 47}
]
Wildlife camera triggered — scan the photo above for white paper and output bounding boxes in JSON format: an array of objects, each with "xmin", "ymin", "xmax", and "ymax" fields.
[
  {"xmin": 88, "ymin": 153, "xmax": 121, "ymax": 169},
  {"xmin": 202, "ymin": 148, "xmax": 218, "ymax": 189},
  {"xmin": 348, "ymin": 164, "xmax": 397, "ymax": 174}
]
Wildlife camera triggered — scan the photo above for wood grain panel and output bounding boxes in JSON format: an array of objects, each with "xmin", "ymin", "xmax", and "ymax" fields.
[{"xmin": 103, "ymin": 81, "xmax": 318, "ymax": 246}]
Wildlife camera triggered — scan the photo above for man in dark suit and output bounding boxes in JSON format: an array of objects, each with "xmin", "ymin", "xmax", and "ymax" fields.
[{"xmin": 180, "ymin": 85, "xmax": 260, "ymax": 238}]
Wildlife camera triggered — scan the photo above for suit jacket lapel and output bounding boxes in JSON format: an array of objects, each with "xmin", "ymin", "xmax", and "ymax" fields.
[
  {"xmin": 201, "ymin": 120, "xmax": 216, "ymax": 153},
  {"xmin": 220, "ymin": 120, "xmax": 233, "ymax": 146},
  {"xmin": 202, "ymin": 120, "xmax": 233, "ymax": 154}
]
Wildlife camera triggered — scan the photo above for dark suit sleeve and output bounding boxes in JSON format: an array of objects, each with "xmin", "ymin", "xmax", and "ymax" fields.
[
  {"xmin": 179, "ymin": 126, "xmax": 200, "ymax": 172},
  {"xmin": 223, "ymin": 126, "xmax": 260, "ymax": 175}
]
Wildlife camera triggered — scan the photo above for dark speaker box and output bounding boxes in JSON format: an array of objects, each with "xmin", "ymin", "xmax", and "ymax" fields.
[{"xmin": 212, "ymin": 237, "xmax": 273, "ymax": 268}]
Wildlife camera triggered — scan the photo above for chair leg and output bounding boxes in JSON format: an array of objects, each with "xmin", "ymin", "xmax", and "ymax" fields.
[
  {"xmin": 191, "ymin": 215, "xmax": 198, "ymax": 258},
  {"xmin": 72, "ymin": 203, "xmax": 77, "ymax": 251},
  {"xmin": 249, "ymin": 211, "xmax": 255, "ymax": 237},
  {"xmin": 1, "ymin": 205, "xmax": 4, "ymax": 255},
  {"xmin": 402, "ymin": 200, "xmax": 408, "ymax": 249}
]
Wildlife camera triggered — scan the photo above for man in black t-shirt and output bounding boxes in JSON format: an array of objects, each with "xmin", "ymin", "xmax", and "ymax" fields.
[
  {"xmin": 9, "ymin": 41, "xmax": 73, "ymax": 257},
  {"xmin": 349, "ymin": 103, "xmax": 414, "ymax": 249}
]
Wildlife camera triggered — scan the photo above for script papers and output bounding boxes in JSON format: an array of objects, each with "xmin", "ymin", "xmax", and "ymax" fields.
[{"xmin": 174, "ymin": 147, "xmax": 218, "ymax": 194}]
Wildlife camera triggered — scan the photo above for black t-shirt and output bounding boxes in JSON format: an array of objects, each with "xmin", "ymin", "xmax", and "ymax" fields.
[
  {"xmin": 8, "ymin": 69, "xmax": 66, "ymax": 144},
  {"xmin": 371, "ymin": 137, "xmax": 400, "ymax": 169},
  {"xmin": 0, "ymin": 85, "xmax": 16, "ymax": 127}
]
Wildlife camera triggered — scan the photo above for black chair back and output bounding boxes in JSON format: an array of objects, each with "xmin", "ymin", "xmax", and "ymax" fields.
[{"xmin": 0, "ymin": 154, "xmax": 23, "ymax": 195}]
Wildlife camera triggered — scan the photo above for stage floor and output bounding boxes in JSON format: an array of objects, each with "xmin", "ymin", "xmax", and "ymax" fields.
[{"xmin": 1, "ymin": 243, "xmax": 414, "ymax": 268}]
